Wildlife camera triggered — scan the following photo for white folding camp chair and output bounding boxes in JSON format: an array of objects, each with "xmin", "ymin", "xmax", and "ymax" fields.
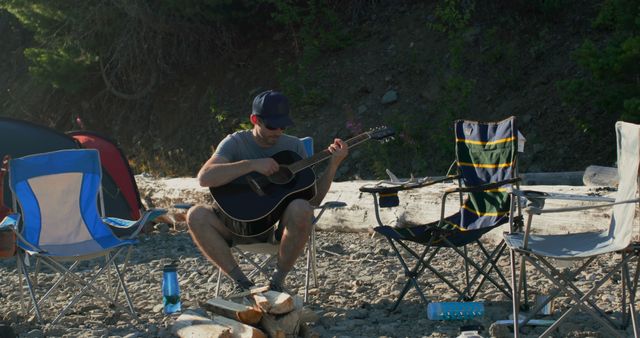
[{"xmin": 505, "ymin": 121, "xmax": 640, "ymax": 337}]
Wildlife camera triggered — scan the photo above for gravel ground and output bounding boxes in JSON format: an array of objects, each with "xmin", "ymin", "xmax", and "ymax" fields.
[{"xmin": 0, "ymin": 227, "xmax": 635, "ymax": 337}]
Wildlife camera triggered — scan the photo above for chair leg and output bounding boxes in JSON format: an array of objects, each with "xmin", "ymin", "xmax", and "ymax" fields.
[
  {"xmin": 622, "ymin": 254, "xmax": 639, "ymax": 333},
  {"xmin": 387, "ymin": 238, "xmax": 431, "ymax": 310},
  {"xmin": 113, "ymin": 246, "xmax": 134, "ymax": 303},
  {"xmin": 16, "ymin": 255, "xmax": 26, "ymax": 315},
  {"xmin": 105, "ymin": 253, "xmax": 115, "ymax": 299},
  {"xmin": 311, "ymin": 229, "xmax": 318, "ymax": 288},
  {"xmin": 18, "ymin": 253, "xmax": 43, "ymax": 323},
  {"xmin": 463, "ymin": 240, "xmax": 511, "ymax": 300},
  {"xmin": 111, "ymin": 258, "xmax": 136, "ymax": 316},
  {"xmin": 49, "ymin": 250, "xmax": 134, "ymax": 324},
  {"xmin": 305, "ymin": 227, "xmax": 319, "ymax": 303},
  {"xmin": 34, "ymin": 260, "xmax": 81, "ymax": 311},
  {"xmin": 444, "ymin": 239, "xmax": 511, "ymax": 299},
  {"xmin": 528, "ymin": 256, "xmax": 626, "ymax": 337},
  {"xmin": 215, "ymin": 268, "xmax": 222, "ymax": 298},
  {"xmin": 509, "ymin": 248, "xmax": 520, "ymax": 337}
]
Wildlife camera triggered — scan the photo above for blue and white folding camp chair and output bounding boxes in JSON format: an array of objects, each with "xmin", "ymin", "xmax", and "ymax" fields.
[
  {"xmin": 360, "ymin": 117, "xmax": 522, "ymax": 311},
  {"xmin": 0, "ymin": 149, "xmax": 165, "ymax": 323}
]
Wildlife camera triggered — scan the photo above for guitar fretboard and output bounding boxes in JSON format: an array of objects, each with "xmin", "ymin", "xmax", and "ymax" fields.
[{"xmin": 288, "ymin": 133, "xmax": 371, "ymax": 174}]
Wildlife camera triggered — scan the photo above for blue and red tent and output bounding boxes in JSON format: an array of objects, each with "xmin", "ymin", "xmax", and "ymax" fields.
[{"xmin": 0, "ymin": 117, "xmax": 143, "ymax": 220}]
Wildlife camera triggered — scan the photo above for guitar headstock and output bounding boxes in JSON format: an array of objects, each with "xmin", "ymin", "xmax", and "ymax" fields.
[{"xmin": 366, "ymin": 126, "xmax": 395, "ymax": 142}]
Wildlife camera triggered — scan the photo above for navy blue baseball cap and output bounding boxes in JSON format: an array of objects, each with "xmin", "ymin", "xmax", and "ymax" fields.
[{"xmin": 252, "ymin": 90, "xmax": 294, "ymax": 128}]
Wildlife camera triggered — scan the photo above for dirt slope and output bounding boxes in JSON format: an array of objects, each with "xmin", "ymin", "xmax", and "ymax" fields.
[{"xmin": 0, "ymin": 1, "xmax": 614, "ymax": 179}]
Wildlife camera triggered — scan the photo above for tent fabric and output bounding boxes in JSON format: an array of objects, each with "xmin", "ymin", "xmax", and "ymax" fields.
[
  {"xmin": 68, "ymin": 131, "xmax": 142, "ymax": 219},
  {"xmin": 0, "ymin": 117, "xmax": 79, "ymax": 205},
  {"xmin": 0, "ymin": 117, "xmax": 141, "ymax": 220}
]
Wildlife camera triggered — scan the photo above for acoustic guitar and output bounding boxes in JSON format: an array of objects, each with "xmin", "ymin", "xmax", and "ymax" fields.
[{"xmin": 210, "ymin": 126, "xmax": 395, "ymax": 232}]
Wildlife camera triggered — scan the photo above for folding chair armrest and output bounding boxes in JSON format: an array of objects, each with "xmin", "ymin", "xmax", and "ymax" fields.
[
  {"xmin": 0, "ymin": 213, "xmax": 20, "ymax": 231},
  {"xmin": 513, "ymin": 188, "xmax": 618, "ymax": 215},
  {"xmin": 525, "ymin": 198, "xmax": 640, "ymax": 215},
  {"xmin": 104, "ymin": 208, "xmax": 167, "ymax": 239},
  {"xmin": 313, "ymin": 201, "xmax": 346, "ymax": 225},
  {"xmin": 1, "ymin": 213, "xmax": 44, "ymax": 253},
  {"xmin": 444, "ymin": 177, "xmax": 520, "ymax": 194},
  {"xmin": 174, "ymin": 203, "xmax": 194, "ymax": 210},
  {"xmin": 318, "ymin": 201, "xmax": 347, "ymax": 209},
  {"xmin": 512, "ymin": 189, "xmax": 616, "ymax": 203},
  {"xmin": 359, "ymin": 175, "xmax": 457, "ymax": 194}
]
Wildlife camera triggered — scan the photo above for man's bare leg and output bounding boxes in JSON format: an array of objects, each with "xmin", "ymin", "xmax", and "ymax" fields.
[
  {"xmin": 187, "ymin": 205, "xmax": 254, "ymax": 289},
  {"xmin": 270, "ymin": 199, "xmax": 314, "ymax": 290}
]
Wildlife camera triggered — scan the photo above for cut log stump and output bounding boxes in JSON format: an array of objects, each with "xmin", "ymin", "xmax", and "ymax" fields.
[
  {"xmin": 261, "ymin": 291, "xmax": 294, "ymax": 315},
  {"xmin": 202, "ymin": 298, "xmax": 263, "ymax": 325},
  {"xmin": 259, "ymin": 294, "xmax": 303, "ymax": 337}
]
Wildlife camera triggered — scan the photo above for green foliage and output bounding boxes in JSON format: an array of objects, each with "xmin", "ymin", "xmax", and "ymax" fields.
[
  {"xmin": 23, "ymin": 47, "xmax": 92, "ymax": 92},
  {"xmin": 263, "ymin": 0, "xmax": 351, "ymax": 111},
  {"xmin": 264, "ymin": 0, "xmax": 351, "ymax": 55},
  {"xmin": 559, "ymin": 0, "xmax": 640, "ymax": 122},
  {"xmin": 507, "ymin": 0, "xmax": 571, "ymax": 21},
  {"xmin": 2, "ymin": 0, "xmax": 99, "ymax": 92},
  {"xmin": 427, "ymin": 0, "xmax": 475, "ymax": 35},
  {"xmin": 1, "ymin": 0, "xmax": 274, "ymax": 94},
  {"xmin": 377, "ymin": 74, "xmax": 476, "ymax": 176}
]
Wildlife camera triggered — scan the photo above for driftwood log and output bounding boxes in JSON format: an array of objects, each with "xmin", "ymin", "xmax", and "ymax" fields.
[
  {"xmin": 583, "ymin": 165, "xmax": 618, "ymax": 187},
  {"xmin": 520, "ymin": 171, "xmax": 584, "ymax": 186}
]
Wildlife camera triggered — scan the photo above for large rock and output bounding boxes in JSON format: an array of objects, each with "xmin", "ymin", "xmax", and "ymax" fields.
[{"xmin": 135, "ymin": 175, "xmax": 615, "ymax": 244}]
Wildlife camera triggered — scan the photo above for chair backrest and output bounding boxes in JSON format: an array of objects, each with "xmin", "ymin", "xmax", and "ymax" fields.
[
  {"xmin": 449, "ymin": 117, "xmax": 517, "ymax": 232},
  {"xmin": 9, "ymin": 149, "xmax": 117, "ymax": 256},
  {"xmin": 609, "ymin": 122, "xmax": 640, "ymax": 246},
  {"xmin": 300, "ymin": 137, "xmax": 313, "ymax": 157}
]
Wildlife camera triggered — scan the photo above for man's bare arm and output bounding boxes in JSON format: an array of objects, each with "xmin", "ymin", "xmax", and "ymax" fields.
[
  {"xmin": 309, "ymin": 138, "xmax": 349, "ymax": 206},
  {"xmin": 197, "ymin": 155, "xmax": 281, "ymax": 188}
]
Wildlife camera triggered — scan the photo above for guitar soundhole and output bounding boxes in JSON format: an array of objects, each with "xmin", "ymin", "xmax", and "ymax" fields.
[{"xmin": 268, "ymin": 166, "xmax": 294, "ymax": 185}]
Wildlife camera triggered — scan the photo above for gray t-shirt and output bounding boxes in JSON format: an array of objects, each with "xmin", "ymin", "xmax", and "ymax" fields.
[{"xmin": 214, "ymin": 130, "xmax": 308, "ymax": 161}]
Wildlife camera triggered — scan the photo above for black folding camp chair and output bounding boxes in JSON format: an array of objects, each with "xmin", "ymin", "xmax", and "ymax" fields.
[{"xmin": 360, "ymin": 117, "xmax": 522, "ymax": 311}]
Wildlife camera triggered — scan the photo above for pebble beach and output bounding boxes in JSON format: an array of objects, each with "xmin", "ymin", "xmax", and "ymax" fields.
[{"xmin": 0, "ymin": 225, "xmax": 635, "ymax": 337}]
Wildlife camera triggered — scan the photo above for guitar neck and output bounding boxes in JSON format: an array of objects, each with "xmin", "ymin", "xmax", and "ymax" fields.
[{"xmin": 288, "ymin": 133, "xmax": 371, "ymax": 174}]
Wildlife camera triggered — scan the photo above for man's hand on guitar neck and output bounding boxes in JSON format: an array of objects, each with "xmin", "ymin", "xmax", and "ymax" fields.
[
  {"xmin": 327, "ymin": 138, "xmax": 349, "ymax": 167},
  {"xmin": 310, "ymin": 138, "xmax": 349, "ymax": 206}
]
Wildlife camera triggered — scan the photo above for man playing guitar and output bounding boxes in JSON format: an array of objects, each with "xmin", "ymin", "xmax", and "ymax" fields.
[{"xmin": 187, "ymin": 90, "xmax": 349, "ymax": 292}]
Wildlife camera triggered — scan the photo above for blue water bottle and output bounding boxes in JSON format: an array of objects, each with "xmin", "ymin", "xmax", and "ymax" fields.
[
  {"xmin": 427, "ymin": 302, "xmax": 484, "ymax": 320},
  {"xmin": 162, "ymin": 264, "xmax": 181, "ymax": 314}
]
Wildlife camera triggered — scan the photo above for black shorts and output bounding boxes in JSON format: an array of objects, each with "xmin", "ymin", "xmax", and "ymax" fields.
[{"xmin": 211, "ymin": 204, "xmax": 284, "ymax": 246}]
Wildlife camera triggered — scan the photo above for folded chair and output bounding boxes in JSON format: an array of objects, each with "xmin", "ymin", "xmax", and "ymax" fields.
[
  {"xmin": 505, "ymin": 121, "xmax": 640, "ymax": 337},
  {"xmin": 0, "ymin": 149, "xmax": 165, "ymax": 324},
  {"xmin": 360, "ymin": 117, "xmax": 521, "ymax": 311}
]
